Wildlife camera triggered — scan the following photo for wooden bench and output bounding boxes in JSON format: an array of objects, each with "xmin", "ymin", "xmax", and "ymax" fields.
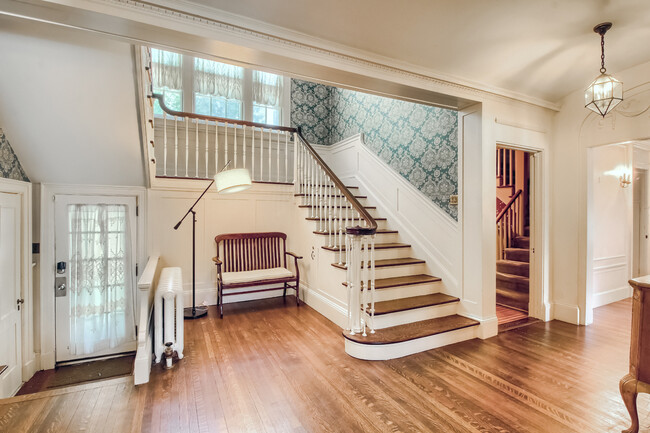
[{"xmin": 212, "ymin": 232, "xmax": 302, "ymax": 318}]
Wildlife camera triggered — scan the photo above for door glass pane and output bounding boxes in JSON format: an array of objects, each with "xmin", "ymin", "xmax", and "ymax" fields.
[{"xmin": 67, "ymin": 204, "xmax": 135, "ymax": 356}]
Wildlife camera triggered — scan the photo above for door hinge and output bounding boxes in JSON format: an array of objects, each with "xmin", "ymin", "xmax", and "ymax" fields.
[
  {"xmin": 16, "ymin": 298, "xmax": 24, "ymax": 311},
  {"xmin": 136, "ymin": 206, "xmax": 139, "ymax": 217}
]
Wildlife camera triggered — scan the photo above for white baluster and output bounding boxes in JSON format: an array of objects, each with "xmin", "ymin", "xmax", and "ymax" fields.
[
  {"xmin": 225, "ymin": 122, "xmax": 229, "ymax": 168},
  {"xmin": 174, "ymin": 116, "xmax": 178, "ymax": 177},
  {"xmin": 286, "ymin": 132, "xmax": 290, "ymax": 184},
  {"xmin": 243, "ymin": 125, "xmax": 247, "ymax": 171},
  {"xmin": 195, "ymin": 118, "xmax": 199, "ymax": 177},
  {"xmin": 293, "ymin": 132, "xmax": 298, "ymax": 192},
  {"xmin": 252, "ymin": 127, "xmax": 256, "ymax": 181},
  {"xmin": 185, "ymin": 117, "xmax": 189, "ymax": 177},
  {"xmin": 214, "ymin": 121, "xmax": 219, "ymax": 176},
  {"xmin": 277, "ymin": 130, "xmax": 280, "ymax": 182},
  {"xmin": 269, "ymin": 129, "xmax": 273, "ymax": 182},
  {"xmin": 260, "ymin": 128, "xmax": 264, "ymax": 181},
  {"xmin": 204, "ymin": 119, "xmax": 208, "ymax": 177},
  {"xmin": 370, "ymin": 234, "xmax": 376, "ymax": 334},
  {"xmin": 234, "ymin": 124, "xmax": 238, "ymax": 168},
  {"xmin": 163, "ymin": 112, "xmax": 167, "ymax": 176}
]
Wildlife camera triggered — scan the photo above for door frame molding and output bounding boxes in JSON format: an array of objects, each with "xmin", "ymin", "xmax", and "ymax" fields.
[
  {"xmin": 0, "ymin": 178, "xmax": 34, "ymax": 383},
  {"xmin": 39, "ymin": 184, "xmax": 146, "ymax": 370},
  {"xmin": 494, "ymin": 124, "xmax": 551, "ymax": 323}
]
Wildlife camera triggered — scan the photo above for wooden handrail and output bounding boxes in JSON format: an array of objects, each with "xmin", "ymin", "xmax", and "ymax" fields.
[
  {"xmin": 295, "ymin": 129, "xmax": 377, "ymax": 235},
  {"xmin": 496, "ymin": 189, "xmax": 522, "ymax": 223},
  {"xmin": 149, "ymin": 92, "xmax": 376, "ymax": 235},
  {"xmin": 149, "ymin": 93, "xmax": 295, "ymax": 132}
]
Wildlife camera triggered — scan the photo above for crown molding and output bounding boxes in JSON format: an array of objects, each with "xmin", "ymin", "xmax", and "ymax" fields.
[{"xmin": 39, "ymin": 0, "xmax": 560, "ymax": 111}]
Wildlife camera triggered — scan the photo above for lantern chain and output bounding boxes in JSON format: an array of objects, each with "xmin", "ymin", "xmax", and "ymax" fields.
[{"xmin": 600, "ymin": 33, "xmax": 606, "ymax": 74}]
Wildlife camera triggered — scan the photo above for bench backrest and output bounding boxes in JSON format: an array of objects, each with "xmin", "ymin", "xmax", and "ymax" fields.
[{"xmin": 214, "ymin": 232, "xmax": 287, "ymax": 272}]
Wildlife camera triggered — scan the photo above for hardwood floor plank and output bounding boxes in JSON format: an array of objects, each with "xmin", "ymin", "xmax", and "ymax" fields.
[{"xmin": 1, "ymin": 297, "xmax": 646, "ymax": 432}]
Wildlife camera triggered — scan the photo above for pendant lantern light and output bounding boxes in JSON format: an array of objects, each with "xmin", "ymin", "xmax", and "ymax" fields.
[{"xmin": 584, "ymin": 22, "xmax": 623, "ymax": 117}]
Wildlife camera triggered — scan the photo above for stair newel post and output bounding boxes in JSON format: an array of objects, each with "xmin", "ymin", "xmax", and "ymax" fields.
[
  {"xmin": 163, "ymin": 111, "xmax": 167, "ymax": 176},
  {"xmin": 293, "ymin": 132, "xmax": 299, "ymax": 191},
  {"xmin": 361, "ymin": 234, "xmax": 369, "ymax": 337},
  {"xmin": 174, "ymin": 116, "xmax": 179, "ymax": 177},
  {"xmin": 345, "ymin": 232, "xmax": 352, "ymax": 331},
  {"xmin": 348, "ymin": 232, "xmax": 363, "ymax": 335}
]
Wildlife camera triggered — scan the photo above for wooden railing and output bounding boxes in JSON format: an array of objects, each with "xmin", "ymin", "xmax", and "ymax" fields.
[
  {"xmin": 497, "ymin": 147, "xmax": 515, "ymax": 188},
  {"xmin": 145, "ymin": 75, "xmax": 377, "ymax": 335},
  {"xmin": 496, "ymin": 189, "xmax": 522, "ymax": 260}
]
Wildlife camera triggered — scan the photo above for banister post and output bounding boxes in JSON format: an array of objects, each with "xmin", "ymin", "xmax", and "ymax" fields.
[{"xmin": 346, "ymin": 226, "xmax": 376, "ymax": 335}]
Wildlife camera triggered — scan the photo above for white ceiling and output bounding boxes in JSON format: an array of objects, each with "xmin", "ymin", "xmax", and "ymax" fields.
[{"xmin": 186, "ymin": 0, "xmax": 650, "ymax": 103}]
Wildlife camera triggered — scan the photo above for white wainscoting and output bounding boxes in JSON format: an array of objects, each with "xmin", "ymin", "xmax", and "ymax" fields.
[
  {"xmin": 591, "ymin": 255, "xmax": 632, "ymax": 308},
  {"xmin": 147, "ymin": 182, "xmax": 298, "ymax": 308},
  {"xmin": 314, "ymin": 134, "xmax": 462, "ymax": 298}
]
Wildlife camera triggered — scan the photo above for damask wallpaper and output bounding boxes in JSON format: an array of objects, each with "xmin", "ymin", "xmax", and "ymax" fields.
[
  {"xmin": 290, "ymin": 79, "xmax": 458, "ymax": 219},
  {"xmin": 0, "ymin": 129, "xmax": 29, "ymax": 182}
]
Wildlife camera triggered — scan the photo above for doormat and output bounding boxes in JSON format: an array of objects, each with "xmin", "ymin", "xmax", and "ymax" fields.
[
  {"xmin": 47, "ymin": 355, "xmax": 134, "ymax": 389},
  {"xmin": 17, "ymin": 354, "xmax": 135, "ymax": 395}
]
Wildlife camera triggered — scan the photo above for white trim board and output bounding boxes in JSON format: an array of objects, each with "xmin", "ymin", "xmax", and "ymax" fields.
[{"xmin": 0, "ymin": 178, "xmax": 34, "ymax": 384}]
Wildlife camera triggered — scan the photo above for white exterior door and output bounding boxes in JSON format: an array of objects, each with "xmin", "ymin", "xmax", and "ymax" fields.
[
  {"xmin": 0, "ymin": 192, "xmax": 22, "ymax": 397},
  {"xmin": 55, "ymin": 195, "xmax": 137, "ymax": 362}
]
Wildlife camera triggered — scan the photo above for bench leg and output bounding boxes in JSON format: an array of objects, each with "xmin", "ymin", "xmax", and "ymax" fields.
[
  {"xmin": 283, "ymin": 282, "xmax": 287, "ymax": 302},
  {"xmin": 218, "ymin": 283, "xmax": 224, "ymax": 319},
  {"xmin": 295, "ymin": 277, "xmax": 300, "ymax": 306}
]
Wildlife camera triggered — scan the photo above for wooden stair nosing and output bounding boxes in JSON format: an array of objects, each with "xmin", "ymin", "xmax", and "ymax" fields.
[
  {"xmin": 322, "ymin": 242, "xmax": 410, "ymax": 252},
  {"xmin": 298, "ymin": 205, "xmax": 376, "ymax": 209},
  {"xmin": 295, "ymin": 193, "xmax": 367, "ymax": 199},
  {"xmin": 370, "ymin": 293, "xmax": 459, "ymax": 315},
  {"xmin": 342, "ymin": 315, "xmax": 479, "ymax": 345},
  {"xmin": 307, "ymin": 217, "xmax": 387, "ymax": 222},
  {"xmin": 332, "ymin": 257, "xmax": 425, "ymax": 270},
  {"xmin": 315, "ymin": 229, "xmax": 397, "ymax": 236},
  {"xmin": 342, "ymin": 274, "xmax": 441, "ymax": 289}
]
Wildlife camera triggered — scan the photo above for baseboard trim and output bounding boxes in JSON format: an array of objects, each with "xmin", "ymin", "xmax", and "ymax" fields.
[
  {"xmin": 459, "ymin": 313, "xmax": 498, "ymax": 339},
  {"xmin": 552, "ymin": 302, "xmax": 580, "ymax": 325},
  {"xmin": 300, "ymin": 283, "xmax": 348, "ymax": 329},
  {"xmin": 592, "ymin": 285, "xmax": 632, "ymax": 308}
]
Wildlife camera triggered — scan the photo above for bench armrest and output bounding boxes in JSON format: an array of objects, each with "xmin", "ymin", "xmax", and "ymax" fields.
[
  {"xmin": 285, "ymin": 251, "xmax": 303, "ymax": 260},
  {"xmin": 212, "ymin": 256, "xmax": 222, "ymax": 265}
]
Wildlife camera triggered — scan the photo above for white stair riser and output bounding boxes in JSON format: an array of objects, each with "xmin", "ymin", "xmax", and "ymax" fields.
[
  {"xmin": 299, "ymin": 206, "xmax": 381, "ymax": 219},
  {"xmin": 331, "ymin": 263, "xmax": 426, "ymax": 280},
  {"xmin": 308, "ymin": 218, "xmax": 390, "ymax": 231},
  {"xmin": 373, "ymin": 282, "xmax": 443, "ymax": 301},
  {"xmin": 299, "ymin": 197, "xmax": 368, "ymax": 207},
  {"xmin": 344, "ymin": 325, "xmax": 478, "ymax": 361},
  {"xmin": 316, "ymin": 232, "xmax": 399, "ymax": 244},
  {"xmin": 322, "ymin": 246, "xmax": 412, "ymax": 261},
  {"xmin": 370, "ymin": 302, "xmax": 459, "ymax": 329}
]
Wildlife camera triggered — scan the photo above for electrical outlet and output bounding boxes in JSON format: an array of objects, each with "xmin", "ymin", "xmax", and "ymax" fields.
[{"xmin": 449, "ymin": 195, "xmax": 459, "ymax": 205}]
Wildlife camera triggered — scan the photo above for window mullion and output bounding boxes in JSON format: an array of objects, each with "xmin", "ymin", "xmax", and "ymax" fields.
[
  {"xmin": 182, "ymin": 54, "xmax": 194, "ymax": 112},
  {"xmin": 243, "ymin": 69, "xmax": 253, "ymax": 122}
]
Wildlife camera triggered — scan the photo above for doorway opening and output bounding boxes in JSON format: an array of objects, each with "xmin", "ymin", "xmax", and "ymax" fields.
[{"xmin": 496, "ymin": 147, "xmax": 534, "ymax": 328}]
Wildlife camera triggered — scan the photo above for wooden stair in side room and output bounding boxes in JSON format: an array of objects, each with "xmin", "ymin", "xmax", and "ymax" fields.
[
  {"xmin": 297, "ymin": 184, "xmax": 479, "ymax": 360},
  {"xmin": 496, "ymin": 232, "xmax": 530, "ymax": 312}
]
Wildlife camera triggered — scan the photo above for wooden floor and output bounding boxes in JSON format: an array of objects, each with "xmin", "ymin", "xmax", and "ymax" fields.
[{"xmin": 1, "ymin": 297, "xmax": 648, "ymax": 432}]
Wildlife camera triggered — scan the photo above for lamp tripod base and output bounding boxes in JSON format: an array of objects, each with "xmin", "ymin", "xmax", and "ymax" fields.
[{"xmin": 184, "ymin": 306, "xmax": 208, "ymax": 319}]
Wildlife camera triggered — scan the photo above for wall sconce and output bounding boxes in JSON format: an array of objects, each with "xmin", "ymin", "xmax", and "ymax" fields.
[{"xmin": 620, "ymin": 173, "xmax": 631, "ymax": 188}]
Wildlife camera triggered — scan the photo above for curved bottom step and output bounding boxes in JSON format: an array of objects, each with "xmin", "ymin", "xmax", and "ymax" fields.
[{"xmin": 343, "ymin": 315, "xmax": 479, "ymax": 360}]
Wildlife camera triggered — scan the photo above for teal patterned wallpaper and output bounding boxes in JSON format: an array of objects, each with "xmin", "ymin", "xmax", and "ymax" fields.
[
  {"xmin": 290, "ymin": 79, "xmax": 458, "ymax": 219},
  {"xmin": 0, "ymin": 130, "xmax": 29, "ymax": 182}
]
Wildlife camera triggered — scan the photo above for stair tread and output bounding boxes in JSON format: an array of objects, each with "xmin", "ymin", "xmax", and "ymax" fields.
[
  {"xmin": 371, "ymin": 293, "xmax": 459, "ymax": 315},
  {"xmin": 496, "ymin": 272, "xmax": 529, "ymax": 283},
  {"xmin": 295, "ymin": 193, "xmax": 367, "ymax": 199},
  {"xmin": 343, "ymin": 315, "xmax": 478, "ymax": 345},
  {"xmin": 307, "ymin": 217, "xmax": 387, "ymax": 221},
  {"xmin": 298, "ymin": 205, "xmax": 376, "ymax": 209},
  {"xmin": 497, "ymin": 288, "xmax": 530, "ymax": 301},
  {"xmin": 332, "ymin": 257, "xmax": 425, "ymax": 270},
  {"xmin": 315, "ymin": 229, "xmax": 397, "ymax": 236},
  {"xmin": 322, "ymin": 242, "xmax": 410, "ymax": 251},
  {"xmin": 343, "ymin": 274, "xmax": 441, "ymax": 289}
]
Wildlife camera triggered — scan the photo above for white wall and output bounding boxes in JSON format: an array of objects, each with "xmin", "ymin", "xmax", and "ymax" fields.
[
  {"xmin": 551, "ymin": 59, "xmax": 650, "ymax": 325},
  {"xmin": 0, "ymin": 17, "xmax": 144, "ymax": 186},
  {"xmin": 589, "ymin": 144, "xmax": 633, "ymax": 308}
]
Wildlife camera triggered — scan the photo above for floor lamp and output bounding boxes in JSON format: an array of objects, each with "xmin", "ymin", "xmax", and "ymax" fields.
[{"xmin": 174, "ymin": 164, "xmax": 252, "ymax": 319}]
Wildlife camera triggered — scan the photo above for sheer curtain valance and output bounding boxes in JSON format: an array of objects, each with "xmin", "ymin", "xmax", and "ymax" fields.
[
  {"xmin": 151, "ymin": 48, "xmax": 182, "ymax": 90},
  {"xmin": 253, "ymin": 71, "xmax": 283, "ymax": 107},
  {"xmin": 194, "ymin": 58, "xmax": 243, "ymax": 100}
]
